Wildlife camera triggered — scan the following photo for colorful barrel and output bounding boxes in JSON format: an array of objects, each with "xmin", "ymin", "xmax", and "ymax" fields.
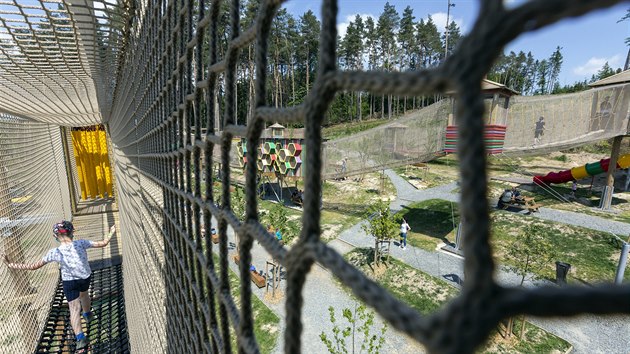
[
  {"xmin": 585, "ymin": 161, "xmax": 604, "ymax": 176},
  {"xmin": 618, "ymin": 154, "xmax": 630, "ymax": 169},
  {"xmin": 570, "ymin": 165, "xmax": 588, "ymax": 180}
]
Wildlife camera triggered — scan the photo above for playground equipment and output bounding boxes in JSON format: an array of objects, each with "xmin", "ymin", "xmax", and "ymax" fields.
[
  {"xmin": 533, "ymin": 154, "xmax": 630, "ymax": 185},
  {"xmin": 236, "ymin": 133, "xmax": 303, "ymax": 177},
  {"xmin": 444, "ymin": 124, "xmax": 507, "ymax": 154}
]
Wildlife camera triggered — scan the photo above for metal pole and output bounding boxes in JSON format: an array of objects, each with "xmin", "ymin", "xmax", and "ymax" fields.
[
  {"xmin": 444, "ymin": 0, "xmax": 455, "ymax": 59},
  {"xmin": 614, "ymin": 242, "xmax": 629, "ymax": 284}
]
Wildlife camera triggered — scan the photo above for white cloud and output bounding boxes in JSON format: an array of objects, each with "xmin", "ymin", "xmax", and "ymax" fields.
[
  {"xmin": 337, "ymin": 13, "xmax": 375, "ymax": 39},
  {"xmin": 573, "ymin": 55, "xmax": 623, "ymax": 76},
  {"xmin": 425, "ymin": 12, "xmax": 465, "ymax": 34}
]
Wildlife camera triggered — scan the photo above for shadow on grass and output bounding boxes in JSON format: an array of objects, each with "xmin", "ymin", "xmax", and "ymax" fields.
[
  {"xmin": 400, "ymin": 201, "xmax": 459, "ymax": 244},
  {"xmin": 352, "ymin": 247, "xmax": 391, "ymax": 273},
  {"xmin": 322, "ymin": 201, "xmax": 368, "ymax": 218}
]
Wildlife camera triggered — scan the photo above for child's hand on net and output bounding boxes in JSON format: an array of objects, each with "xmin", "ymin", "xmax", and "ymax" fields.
[{"xmin": 107, "ymin": 225, "xmax": 116, "ymax": 241}]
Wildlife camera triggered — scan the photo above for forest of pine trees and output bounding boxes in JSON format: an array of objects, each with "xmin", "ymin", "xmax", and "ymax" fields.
[{"xmin": 212, "ymin": 1, "xmax": 624, "ymax": 128}]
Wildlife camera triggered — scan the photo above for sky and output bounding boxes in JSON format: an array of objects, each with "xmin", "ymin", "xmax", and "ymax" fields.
[{"xmin": 282, "ymin": 0, "xmax": 630, "ymax": 86}]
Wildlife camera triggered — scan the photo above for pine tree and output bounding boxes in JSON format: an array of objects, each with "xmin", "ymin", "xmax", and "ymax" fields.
[
  {"xmin": 443, "ymin": 20, "xmax": 461, "ymax": 58},
  {"xmin": 398, "ymin": 6, "xmax": 416, "ymax": 112},
  {"xmin": 547, "ymin": 46, "xmax": 563, "ymax": 94},
  {"xmin": 596, "ymin": 62, "xmax": 616, "ymax": 80},
  {"xmin": 365, "ymin": 17, "xmax": 378, "ymax": 118},
  {"xmin": 298, "ymin": 10, "xmax": 320, "ymax": 95},
  {"xmin": 376, "ymin": 2, "xmax": 400, "ymax": 119}
]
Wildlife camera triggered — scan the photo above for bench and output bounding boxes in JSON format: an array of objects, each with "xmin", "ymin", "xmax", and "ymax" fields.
[{"xmin": 251, "ymin": 271, "xmax": 266, "ymax": 288}]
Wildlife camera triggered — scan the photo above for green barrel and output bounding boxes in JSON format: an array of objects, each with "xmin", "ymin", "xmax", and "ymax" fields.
[{"xmin": 585, "ymin": 161, "xmax": 604, "ymax": 176}]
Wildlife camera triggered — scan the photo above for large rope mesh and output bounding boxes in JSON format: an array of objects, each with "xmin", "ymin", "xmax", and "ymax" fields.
[
  {"xmin": 104, "ymin": 0, "xmax": 630, "ymax": 353},
  {"xmin": 0, "ymin": 0, "xmax": 628, "ymax": 353},
  {"xmin": 0, "ymin": 114, "xmax": 72, "ymax": 353},
  {"xmin": 322, "ymin": 99, "xmax": 450, "ymax": 178},
  {"xmin": 503, "ymin": 83, "xmax": 630, "ymax": 156}
]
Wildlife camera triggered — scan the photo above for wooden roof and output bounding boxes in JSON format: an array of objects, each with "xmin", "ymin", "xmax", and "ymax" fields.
[{"xmin": 589, "ymin": 70, "xmax": 630, "ymax": 87}]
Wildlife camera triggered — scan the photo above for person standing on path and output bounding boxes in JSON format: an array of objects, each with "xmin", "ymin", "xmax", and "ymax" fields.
[
  {"xmin": 400, "ymin": 218, "xmax": 410, "ymax": 250},
  {"xmin": 3, "ymin": 221, "xmax": 116, "ymax": 352}
]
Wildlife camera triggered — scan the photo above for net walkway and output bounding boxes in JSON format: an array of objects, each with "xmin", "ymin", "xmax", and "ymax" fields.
[
  {"xmin": 0, "ymin": 0, "xmax": 629, "ymax": 354},
  {"xmin": 35, "ymin": 264, "xmax": 129, "ymax": 353}
]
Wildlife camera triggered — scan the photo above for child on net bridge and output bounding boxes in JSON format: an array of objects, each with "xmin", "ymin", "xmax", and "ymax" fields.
[{"xmin": 2, "ymin": 220, "xmax": 116, "ymax": 352}]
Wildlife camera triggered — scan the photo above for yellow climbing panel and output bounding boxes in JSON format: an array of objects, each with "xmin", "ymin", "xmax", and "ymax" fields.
[{"xmin": 71, "ymin": 125, "xmax": 114, "ymax": 199}]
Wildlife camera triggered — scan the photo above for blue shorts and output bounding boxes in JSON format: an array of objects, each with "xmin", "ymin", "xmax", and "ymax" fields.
[{"xmin": 62, "ymin": 276, "xmax": 91, "ymax": 302}]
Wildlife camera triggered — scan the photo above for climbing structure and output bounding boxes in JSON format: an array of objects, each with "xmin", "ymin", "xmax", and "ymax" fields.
[{"xmin": 237, "ymin": 139, "xmax": 303, "ymax": 177}]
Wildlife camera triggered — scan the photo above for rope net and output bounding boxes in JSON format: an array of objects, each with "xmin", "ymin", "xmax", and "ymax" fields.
[
  {"xmin": 319, "ymin": 81, "xmax": 630, "ymax": 177},
  {"xmin": 105, "ymin": 0, "xmax": 630, "ymax": 353},
  {"xmin": 322, "ymin": 100, "xmax": 450, "ymax": 178},
  {"xmin": 0, "ymin": 114, "xmax": 72, "ymax": 353},
  {"xmin": 502, "ymin": 83, "xmax": 630, "ymax": 156},
  {"xmin": 0, "ymin": 0, "xmax": 130, "ymax": 126}
]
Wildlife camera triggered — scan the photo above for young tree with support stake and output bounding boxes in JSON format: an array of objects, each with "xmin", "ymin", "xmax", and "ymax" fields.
[
  {"xmin": 504, "ymin": 224, "xmax": 555, "ymax": 339},
  {"xmin": 361, "ymin": 200, "xmax": 399, "ymax": 265}
]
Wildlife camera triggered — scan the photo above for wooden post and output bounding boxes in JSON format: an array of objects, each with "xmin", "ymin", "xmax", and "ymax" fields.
[{"xmin": 601, "ymin": 136, "xmax": 623, "ymax": 209}]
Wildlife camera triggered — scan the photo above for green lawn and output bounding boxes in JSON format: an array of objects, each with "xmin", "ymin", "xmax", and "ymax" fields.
[
  {"xmin": 323, "ymin": 119, "xmax": 391, "ymax": 141},
  {"xmin": 394, "ymin": 155, "xmax": 459, "ymax": 189},
  {"xmin": 344, "ymin": 249, "xmax": 572, "ymax": 353},
  {"xmin": 397, "ymin": 199, "xmax": 460, "ymax": 251},
  {"xmin": 213, "ymin": 254, "xmax": 280, "ymax": 353},
  {"xmin": 399, "ymin": 199, "xmax": 630, "ymax": 283}
]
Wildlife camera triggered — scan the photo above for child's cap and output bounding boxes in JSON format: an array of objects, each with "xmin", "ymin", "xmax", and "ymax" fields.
[{"xmin": 53, "ymin": 220, "xmax": 74, "ymax": 236}]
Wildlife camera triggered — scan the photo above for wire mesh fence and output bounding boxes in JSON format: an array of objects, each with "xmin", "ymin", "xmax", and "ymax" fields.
[
  {"xmin": 0, "ymin": 114, "xmax": 72, "ymax": 354},
  {"xmin": 104, "ymin": 0, "xmax": 630, "ymax": 353}
]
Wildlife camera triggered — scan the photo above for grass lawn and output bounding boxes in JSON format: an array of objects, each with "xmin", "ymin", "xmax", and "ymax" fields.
[
  {"xmin": 398, "ymin": 199, "xmax": 630, "ymax": 283},
  {"xmin": 214, "ymin": 254, "xmax": 280, "ymax": 353},
  {"xmin": 278, "ymin": 172, "xmax": 396, "ymax": 243},
  {"xmin": 323, "ymin": 119, "xmax": 391, "ymax": 141},
  {"xmin": 398, "ymin": 199, "xmax": 460, "ymax": 251},
  {"xmin": 394, "ymin": 155, "xmax": 459, "ymax": 189},
  {"xmin": 344, "ymin": 249, "xmax": 572, "ymax": 353}
]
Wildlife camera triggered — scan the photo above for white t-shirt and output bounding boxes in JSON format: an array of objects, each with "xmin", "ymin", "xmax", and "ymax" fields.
[
  {"xmin": 42, "ymin": 239, "xmax": 94, "ymax": 281},
  {"xmin": 400, "ymin": 222, "xmax": 409, "ymax": 234}
]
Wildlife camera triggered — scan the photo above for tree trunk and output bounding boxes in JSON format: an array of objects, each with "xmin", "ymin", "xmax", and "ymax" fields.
[
  {"xmin": 291, "ymin": 56, "xmax": 295, "ymax": 104},
  {"xmin": 370, "ymin": 95, "xmax": 374, "ymax": 118},
  {"xmin": 357, "ymin": 92, "xmax": 362, "ymax": 121},
  {"xmin": 381, "ymin": 95, "xmax": 384, "ymax": 119},
  {"xmin": 306, "ymin": 49, "xmax": 310, "ymax": 95},
  {"xmin": 248, "ymin": 45, "xmax": 255, "ymax": 125}
]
